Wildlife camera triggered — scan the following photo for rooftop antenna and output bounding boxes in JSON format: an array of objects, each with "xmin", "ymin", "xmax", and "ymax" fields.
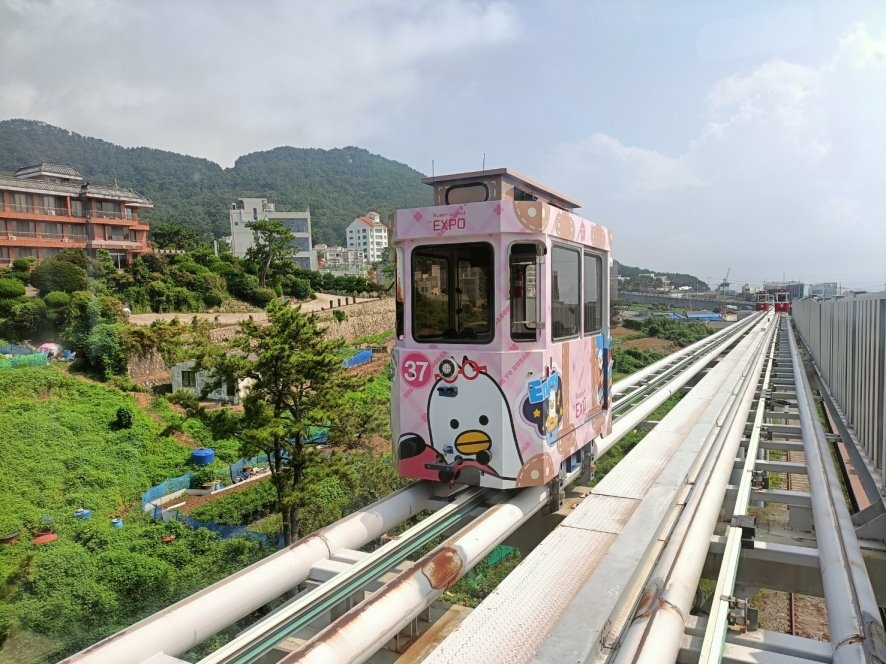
[
  {"xmin": 431, "ymin": 160, "xmax": 435, "ymax": 179},
  {"xmin": 482, "ymin": 153, "xmax": 486, "ymax": 170}
]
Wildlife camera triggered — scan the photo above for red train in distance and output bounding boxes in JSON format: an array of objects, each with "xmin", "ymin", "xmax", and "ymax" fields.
[
  {"xmin": 754, "ymin": 291, "xmax": 773, "ymax": 312},
  {"xmin": 773, "ymin": 289, "xmax": 791, "ymax": 314}
]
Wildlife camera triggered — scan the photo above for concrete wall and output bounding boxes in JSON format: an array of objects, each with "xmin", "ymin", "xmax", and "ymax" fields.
[
  {"xmin": 315, "ymin": 297, "xmax": 394, "ymax": 343},
  {"xmin": 128, "ymin": 348, "xmax": 170, "ymax": 386}
]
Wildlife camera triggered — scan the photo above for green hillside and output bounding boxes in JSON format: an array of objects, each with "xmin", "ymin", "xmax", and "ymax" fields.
[
  {"xmin": 0, "ymin": 119, "xmax": 431, "ymax": 244},
  {"xmin": 614, "ymin": 260, "xmax": 709, "ymax": 291}
]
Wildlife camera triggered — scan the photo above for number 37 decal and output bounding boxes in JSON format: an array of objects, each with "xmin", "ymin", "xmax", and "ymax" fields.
[{"xmin": 401, "ymin": 352, "xmax": 432, "ymax": 388}]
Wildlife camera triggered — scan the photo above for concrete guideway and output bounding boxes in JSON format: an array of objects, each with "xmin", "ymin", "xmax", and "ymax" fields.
[{"xmin": 423, "ymin": 316, "xmax": 777, "ymax": 663}]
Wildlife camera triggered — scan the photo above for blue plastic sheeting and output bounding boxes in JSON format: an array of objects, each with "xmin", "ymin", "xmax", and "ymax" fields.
[
  {"xmin": 142, "ymin": 473, "xmax": 192, "ymax": 509},
  {"xmin": 178, "ymin": 515, "xmax": 282, "ymax": 549},
  {"xmin": 0, "ymin": 344, "xmax": 36, "ymax": 355},
  {"xmin": 342, "ymin": 349, "xmax": 373, "ymax": 368}
]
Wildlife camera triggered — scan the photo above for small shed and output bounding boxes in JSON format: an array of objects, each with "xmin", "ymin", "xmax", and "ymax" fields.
[{"xmin": 170, "ymin": 361, "xmax": 250, "ymax": 404}]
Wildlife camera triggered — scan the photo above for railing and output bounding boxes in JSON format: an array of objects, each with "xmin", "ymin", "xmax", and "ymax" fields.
[
  {"xmin": 3, "ymin": 204, "xmax": 78, "ymax": 216},
  {"xmin": 793, "ymin": 292, "xmax": 886, "ymax": 487},
  {"xmin": 0, "ymin": 231, "xmax": 88, "ymax": 243}
]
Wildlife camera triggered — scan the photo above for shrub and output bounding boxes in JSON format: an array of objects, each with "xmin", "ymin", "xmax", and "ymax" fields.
[
  {"xmin": 44, "ymin": 291, "xmax": 72, "ymax": 309},
  {"xmin": 30, "ymin": 258, "xmax": 89, "ymax": 294},
  {"xmin": 286, "ymin": 276, "xmax": 314, "ymax": 300},
  {"xmin": 332, "ymin": 309, "xmax": 348, "ymax": 323},
  {"xmin": 11, "ymin": 257, "xmax": 34, "ymax": 272},
  {"xmin": 0, "ymin": 277, "xmax": 25, "ymax": 299},
  {"xmin": 115, "ymin": 407, "xmax": 134, "ymax": 429},
  {"xmin": 7, "ymin": 270, "xmax": 30, "ymax": 284},
  {"xmin": 13, "ymin": 298, "xmax": 47, "ymax": 338},
  {"xmin": 85, "ymin": 322, "xmax": 128, "ymax": 377}
]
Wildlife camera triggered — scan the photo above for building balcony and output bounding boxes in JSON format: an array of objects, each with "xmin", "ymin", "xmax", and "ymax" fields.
[
  {"xmin": 0, "ymin": 233, "xmax": 88, "ymax": 248},
  {"xmin": 87, "ymin": 238, "xmax": 146, "ymax": 250}
]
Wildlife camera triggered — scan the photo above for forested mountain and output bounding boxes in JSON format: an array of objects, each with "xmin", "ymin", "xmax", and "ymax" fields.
[
  {"xmin": 614, "ymin": 261, "xmax": 709, "ymax": 291},
  {"xmin": 0, "ymin": 119, "xmax": 431, "ymax": 244}
]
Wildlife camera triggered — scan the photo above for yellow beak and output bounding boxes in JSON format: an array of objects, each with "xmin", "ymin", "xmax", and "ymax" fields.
[{"xmin": 455, "ymin": 430, "xmax": 492, "ymax": 455}]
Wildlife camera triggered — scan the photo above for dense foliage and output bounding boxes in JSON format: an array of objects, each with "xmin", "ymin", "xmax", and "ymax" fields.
[
  {"xmin": 622, "ymin": 316, "xmax": 713, "ymax": 347},
  {"xmin": 0, "ymin": 119, "xmax": 431, "ymax": 243},
  {"xmin": 0, "ymin": 367, "xmax": 275, "ymax": 662}
]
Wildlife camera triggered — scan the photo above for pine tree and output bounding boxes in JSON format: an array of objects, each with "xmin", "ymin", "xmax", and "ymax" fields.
[{"xmin": 207, "ymin": 300, "xmax": 364, "ymax": 544}]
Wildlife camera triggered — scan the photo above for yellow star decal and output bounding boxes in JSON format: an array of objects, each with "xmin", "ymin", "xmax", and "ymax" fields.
[{"xmin": 533, "ymin": 408, "xmax": 541, "ymax": 418}]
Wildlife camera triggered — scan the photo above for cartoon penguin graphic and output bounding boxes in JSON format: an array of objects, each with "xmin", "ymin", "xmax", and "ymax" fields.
[{"xmin": 398, "ymin": 357, "xmax": 524, "ymax": 484}]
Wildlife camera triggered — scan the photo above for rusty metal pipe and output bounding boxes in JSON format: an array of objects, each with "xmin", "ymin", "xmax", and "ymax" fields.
[{"xmin": 279, "ymin": 485, "xmax": 549, "ymax": 664}]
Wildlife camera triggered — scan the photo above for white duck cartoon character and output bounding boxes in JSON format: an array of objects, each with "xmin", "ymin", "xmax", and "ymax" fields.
[{"xmin": 426, "ymin": 356, "xmax": 524, "ymax": 482}]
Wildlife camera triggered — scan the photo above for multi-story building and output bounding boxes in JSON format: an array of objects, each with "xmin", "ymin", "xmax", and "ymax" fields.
[
  {"xmin": 765, "ymin": 280, "xmax": 807, "ymax": 300},
  {"xmin": 229, "ymin": 197, "xmax": 316, "ymax": 270},
  {"xmin": 346, "ymin": 211, "xmax": 388, "ymax": 264},
  {"xmin": 808, "ymin": 282, "xmax": 841, "ymax": 298},
  {"xmin": 315, "ymin": 244, "xmax": 368, "ymax": 274},
  {"xmin": 0, "ymin": 163, "xmax": 151, "ymax": 267}
]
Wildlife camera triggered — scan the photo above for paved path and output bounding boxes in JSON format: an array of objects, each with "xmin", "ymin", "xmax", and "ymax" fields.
[{"xmin": 128, "ymin": 293, "xmax": 376, "ymax": 327}]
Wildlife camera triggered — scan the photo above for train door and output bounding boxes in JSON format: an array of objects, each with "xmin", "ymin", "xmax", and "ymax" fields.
[{"xmin": 509, "ymin": 242, "xmax": 544, "ymax": 341}]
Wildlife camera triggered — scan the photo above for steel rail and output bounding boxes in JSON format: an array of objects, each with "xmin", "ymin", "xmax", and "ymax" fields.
[
  {"xmin": 277, "ymin": 483, "xmax": 552, "ymax": 663},
  {"xmin": 786, "ymin": 318, "xmax": 886, "ymax": 663},
  {"xmin": 201, "ymin": 487, "xmax": 492, "ymax": 664},
  {"xmin": 61, "ymin": 483, "xmax": 435, "ymax": 664},
  {"xmin": 698, "ymin": 311, "xmax": 779, "ymax": 662},
  {"xmin": 599, "ymin": 313, "xmax": 760, "ymax": 459},
  {"xmin": 611, "ymin": 312, "xmax": 761, "ymax": 414},
  {"xmin": 613, "ymin": 312, "xmax": 776, "ymax": 664}
]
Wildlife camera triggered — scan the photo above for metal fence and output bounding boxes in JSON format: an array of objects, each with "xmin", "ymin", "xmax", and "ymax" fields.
[
  {"xmin": 792, "ymin": 292, "xmax": 885, "ymax": 486},
  {"xmin": 0, "ymin": 353, "xmax": 49, "ymax": 369},
  {"xmin": 177, "ymin": 515, "xmax": 282, "ymax": 549},
  {"xmin": 142, "ymin": 472, "xmax": 192, "ymax": 510}
]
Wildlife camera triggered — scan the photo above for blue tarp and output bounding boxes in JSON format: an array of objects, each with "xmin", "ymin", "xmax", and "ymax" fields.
[{"xmin": 342, "ymin": 349, "xmax": 373, "ymax": 368}]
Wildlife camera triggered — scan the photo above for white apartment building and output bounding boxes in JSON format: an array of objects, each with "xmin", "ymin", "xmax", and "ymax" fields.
[
  {"xmin": 315, "ymin": 244, "xmax": 368, "ymax": 274},
  {"xmin": 229, "ymin": 197, "xmax": 317, "ymax": 270},
  {"xmin": 346, "ymin": 211, "xmax": 388, "ymax": 264}
]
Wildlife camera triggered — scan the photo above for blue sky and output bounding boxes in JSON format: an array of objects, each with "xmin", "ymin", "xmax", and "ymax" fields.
[{"xmin": 2, "ymin": 1, "xmax": 885, "ymax": 290}]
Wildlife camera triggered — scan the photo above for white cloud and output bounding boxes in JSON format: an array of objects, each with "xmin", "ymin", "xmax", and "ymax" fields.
[
  {"xmin": 0, "ymin": 0, "xmax": 519, "ymax": 165},
  {"xmin": 546, "ymin": 23, "xmax": 886, "ymax": 288}
]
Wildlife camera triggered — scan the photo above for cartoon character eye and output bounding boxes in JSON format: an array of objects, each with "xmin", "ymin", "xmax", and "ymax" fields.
[
  {"xmin": 479, "ymin": 415, "xmax": 489, "ymax": 426},
  {"xmin": 450, "ymin": 419, "xmax": 459, "ymax": 429}
]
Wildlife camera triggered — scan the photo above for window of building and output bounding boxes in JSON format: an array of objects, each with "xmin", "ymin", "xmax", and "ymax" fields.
[
  {"xmin": 0, "ymin": 220, "xmax": 5, "ymax": 233},
  {"xmin": 15, "ymin": 220, "xmax": 35, "ymax": 236},
  {"xmin": 0, "ymin": 247, "xmax": 9, "ymax": 264},
  {"xmin": 124, "ymin": 208, "xmax": 133, "ymax": 220},
  {"xmin": 69, "ymin": 225, "xmax": 87, "ymax": 240},
  {"xmin": 42, "ymin": 222, "xmax": 62, "ymax": 238},
  {"xmin": 71, "ymin": 200, "xmax": 84, "ymax": 217},
  {"xmin": 583, "ymin": 253, "xmax": 603, "ymax": 335},
  {"xmin": 98, "ymin": 201, "xmax": 120, "ymax": 218},
  {"xmin": 551, "ymin": 245, "xmax": 580, "ymax": 341},
  {"xmin": 181, "ymin": 370, "xmax": 197, "ymax": 388},
  {"xmin": 13, "ymin": 193, "xmax": 30, "ymax": 212},
  {"xmin": 412, "ymin": 242, "xmax": 492, "ymax": 343},
  {"xmin": 41, "ymin": 196, "xmax": 61, "ymax": 214}
]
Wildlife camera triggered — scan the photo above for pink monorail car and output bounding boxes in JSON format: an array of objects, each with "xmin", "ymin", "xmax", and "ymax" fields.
[
  {"xmin": 755, "ymin": 291, "xmax": 773, "ymax": 311},
  {"xmin": 391, "ymin": 168, "xmax": 613, "ymax": 490}
]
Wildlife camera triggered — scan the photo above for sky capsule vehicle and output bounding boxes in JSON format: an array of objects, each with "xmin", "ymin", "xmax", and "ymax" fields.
[
  {"xmin": 391, "ymin": 168, "xmax": 613, "ymax": 490},
  {"xmin": 772, "ymin": 289, "xmax": 791, "ymax": 314},
  {"xmin": 755, "ymin": 291, "xmax": 774, "ymax": 311}
]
